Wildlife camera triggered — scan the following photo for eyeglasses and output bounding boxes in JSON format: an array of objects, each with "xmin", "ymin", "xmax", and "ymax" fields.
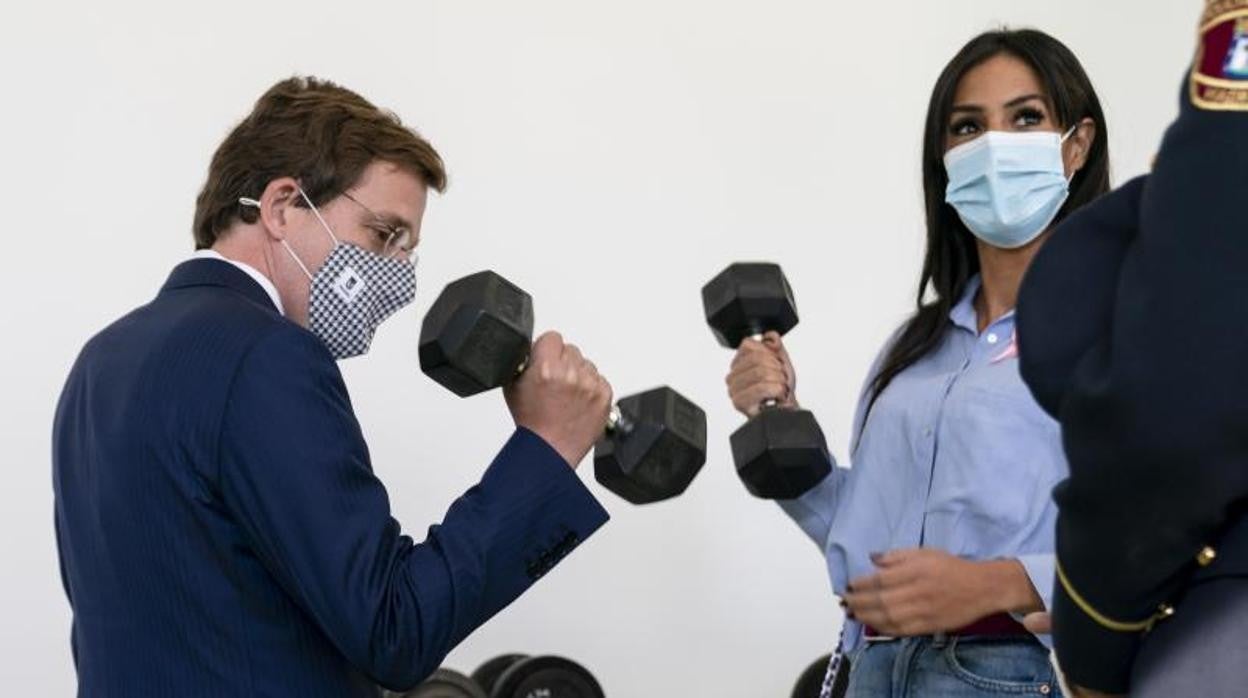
[{"xmin": 341, "ymin": 191, "xmax": 418, "ymax": 260}]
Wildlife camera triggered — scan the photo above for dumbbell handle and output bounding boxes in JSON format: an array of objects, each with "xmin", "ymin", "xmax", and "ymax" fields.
[
  {"xmin": 605, "ymin": 405, "xmax": 634, "ymax": 435},
  {"xmin": 748, "ymin": 332, "xmax": 785, "ymax": 411}
]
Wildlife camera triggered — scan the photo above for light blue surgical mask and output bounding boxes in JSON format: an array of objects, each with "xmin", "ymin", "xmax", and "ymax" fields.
[{"xmin": 943, "ymin": 127, "xmax": 1077, "ymax": 249}]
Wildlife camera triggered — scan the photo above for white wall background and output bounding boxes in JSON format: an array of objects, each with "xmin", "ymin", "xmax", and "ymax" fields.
[{"xmin": 0, "ymin": 1, "xmax": 1196, "ymax": 695}]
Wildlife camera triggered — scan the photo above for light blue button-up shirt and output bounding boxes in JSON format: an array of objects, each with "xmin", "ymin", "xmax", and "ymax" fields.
[{"xmin": 781, "ymin": 276, "xmax": 1066, "ymax": 653}]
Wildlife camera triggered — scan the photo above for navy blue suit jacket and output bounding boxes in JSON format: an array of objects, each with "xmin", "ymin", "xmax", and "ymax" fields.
[{"xmin": 52, "ymin": 258, "xmax": 609, "ymax": 697}]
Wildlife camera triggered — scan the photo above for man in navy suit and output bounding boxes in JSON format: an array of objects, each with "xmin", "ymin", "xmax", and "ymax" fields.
[{"xmin": 52, "ymin": 76, "xmax": 612, "ymax": 697}]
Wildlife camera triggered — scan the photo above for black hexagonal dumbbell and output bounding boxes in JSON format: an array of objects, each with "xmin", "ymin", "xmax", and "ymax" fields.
[
  {"xmin": 593, "ymin": 386, "xmax": 707, "ymax": 504},
  {"xmin": 472, "ymin": 654, "xmax": 604, "ymax": 698},
  {"xmin": 383, "ymin": 667, "xmax": 487, "ymax": 698},
  {"xmin": 418, "ymin": 271, "xmax": 535, "ymax": 398},
  {"xmin": 702, "ymin": 262, "xmax": 831, "ymax": 499},
  {"xmin": 419, "ymin": 270, "xmax": 706, "ymax": 504}
]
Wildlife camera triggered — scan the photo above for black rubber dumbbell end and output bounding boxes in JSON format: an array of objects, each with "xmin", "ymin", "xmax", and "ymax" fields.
[
  {"xmin": 419, "ymin": 271, "xmax": 534, "ymax": 397},
  {"xmin": 593, "ymin": 386, "xmax": 707, "ymax": 504},
  {"xmin": 385, "ymin": 667, "xmax": 487, "ymax": 698},
  {"xmin": 701, "ymin": 262, "xmax": 799, "ymax": 349},
  {"xmin": 491, "ymin": 655, "xmax": 604, "ymax": 698},
  {"xmin": 730, "ymin": 408, "xmax": 831, "ymax": 499}
]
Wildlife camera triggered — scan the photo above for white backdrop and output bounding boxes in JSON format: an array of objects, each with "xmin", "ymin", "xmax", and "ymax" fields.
[{"xmin": 0, "ymin": 1, "xmax": 1195, "ymax": 695}]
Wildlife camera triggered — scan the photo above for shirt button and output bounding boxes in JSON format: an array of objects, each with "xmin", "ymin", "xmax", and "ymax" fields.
[
  {"xmin": 923, "ymin": 428, "xmax": 933, "ymax": 438},
  {"xmin": 987, "ymin": 333, "xmax": 999, "ymax": 344}
]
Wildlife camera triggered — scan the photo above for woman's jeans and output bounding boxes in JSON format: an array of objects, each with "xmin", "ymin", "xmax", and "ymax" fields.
[{"xmin": 844, "ymin": 635, "xmax": 1060, "ymax": 697}]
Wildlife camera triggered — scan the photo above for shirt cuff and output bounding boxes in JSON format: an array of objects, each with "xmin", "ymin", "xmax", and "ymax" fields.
[
  {"xmin": 1017, "ymin": 553, "xmax": 1056, "ymax": 611},
  {"xmin": 1005, "ymin": 554, "xmax": 1054, "ymax": 647}
]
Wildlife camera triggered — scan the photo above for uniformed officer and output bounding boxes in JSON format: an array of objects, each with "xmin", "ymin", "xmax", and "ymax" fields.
[{"xmin": 1016, "ymin": 1, "xmax": 1248, "ymax": 695}]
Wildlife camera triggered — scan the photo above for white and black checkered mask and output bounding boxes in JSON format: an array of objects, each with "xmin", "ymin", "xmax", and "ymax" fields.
[{"xmin": 279, "ymin": 190, "xmax": 417, "ymax": 360}]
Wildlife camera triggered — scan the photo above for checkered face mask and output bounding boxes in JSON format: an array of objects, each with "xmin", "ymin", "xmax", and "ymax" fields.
[{"xmin": 280, "ymin": 190, "xmax": 417, "ymax": 360}]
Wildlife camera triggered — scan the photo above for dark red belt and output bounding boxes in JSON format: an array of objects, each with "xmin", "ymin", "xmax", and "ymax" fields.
[{"xmin": 864, "ymin": 612, "xmax": 1029, "ymax": 639}]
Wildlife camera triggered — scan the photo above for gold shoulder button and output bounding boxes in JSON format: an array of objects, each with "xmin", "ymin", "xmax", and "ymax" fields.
[{"xmin": 1197, "ymin": 546, "xmax": 1217, "ymax": 567}]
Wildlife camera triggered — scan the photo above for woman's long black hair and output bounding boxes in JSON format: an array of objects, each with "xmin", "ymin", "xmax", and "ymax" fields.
[{"xmin": 866, "ymin": 29, "xmax": 1111, "ymax": 408}]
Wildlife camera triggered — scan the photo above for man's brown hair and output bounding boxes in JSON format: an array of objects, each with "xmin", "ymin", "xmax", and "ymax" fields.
[{"xmin": 192, "ymin": 76, "xmax": 447, "ymax": 249}]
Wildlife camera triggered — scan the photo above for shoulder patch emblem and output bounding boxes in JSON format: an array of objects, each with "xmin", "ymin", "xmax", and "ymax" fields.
[{"xmin": 1193, "ymin": 0, "xmax": 1248, "ymax": 110}]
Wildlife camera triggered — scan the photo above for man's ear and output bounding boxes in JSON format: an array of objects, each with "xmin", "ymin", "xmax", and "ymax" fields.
[{"xmin": 256, "ymin": 177, "xmax": 303, "ymax": 242}]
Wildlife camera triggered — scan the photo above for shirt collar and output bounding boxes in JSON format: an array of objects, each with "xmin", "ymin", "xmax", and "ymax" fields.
[
  {"xmin": 948, "ymin": 275, "xmax": 982, "ymax": 334},
  {"xmin": 192, "ymin": 249, "xmax": 285, "ymax": 316},
  {"xmin": 948, "ymin": 274, "xmax": 1016, "ymax": 336}
]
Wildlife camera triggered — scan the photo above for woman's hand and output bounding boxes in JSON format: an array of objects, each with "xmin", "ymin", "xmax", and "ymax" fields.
[
  {"xmin": 1021, "ymin": 611, "xmax": 1051, "ymax": 634},
  {"xmin": 725, "ymin": 331, "xmax": 798, "ymax": 418},
  {"xmin": 843, "ymin": 549, "xmax": 1042, "ymax": 636}
]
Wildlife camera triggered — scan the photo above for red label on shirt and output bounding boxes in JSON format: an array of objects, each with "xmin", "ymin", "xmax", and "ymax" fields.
[{"xmin": 991, "ymin": 331, "xmax": 1019, "ymax": 364}]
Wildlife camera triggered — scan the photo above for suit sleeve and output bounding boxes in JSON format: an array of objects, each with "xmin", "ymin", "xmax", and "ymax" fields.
[
  {"xmin": 1019, "ymin": 16, "xmax": 1248, "ymax": 691},
  {"xmin": 216, "ymin": 324, "xmax": 608, "ymax": 690}
]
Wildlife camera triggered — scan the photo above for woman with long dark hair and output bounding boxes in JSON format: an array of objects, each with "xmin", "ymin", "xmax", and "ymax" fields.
[{"xmin": 725, "ymin": 29, "xmax": 1110, "ymax": 697}]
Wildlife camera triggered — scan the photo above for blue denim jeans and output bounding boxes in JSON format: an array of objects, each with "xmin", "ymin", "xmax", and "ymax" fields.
[{"xmin": 845, "ymin": 635, "xmax": 1061, "ymax": 697}]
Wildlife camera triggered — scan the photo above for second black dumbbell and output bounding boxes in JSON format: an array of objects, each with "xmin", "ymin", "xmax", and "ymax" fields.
[
  {"xmin": 702, "ymin": 262, "xmax": 831, "ymax": 499},
  {"xmin": 472, "ymin": 654, "xmax": 604, "ymax": 698},
  {"xmin": 384, "ymin": 653, "xmax": 604, "ymax": 698}
]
